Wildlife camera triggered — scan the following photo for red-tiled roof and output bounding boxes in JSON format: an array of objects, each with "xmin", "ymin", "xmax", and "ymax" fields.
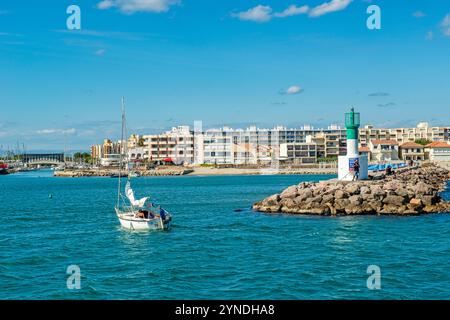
[
  {"xmin": 426, "ymin": 141, "xmax": 450, "ymax": 148},
  {"xmin": 359, "ymin": 146, "xmax": 370, "ymax": 152},
  {"xmin": 371, "ymin": 139, "xmax": 398, "ymax": 145},
  {"xmin": 400, "ymin": 142, "xmax": 424, "ymax": 149}
]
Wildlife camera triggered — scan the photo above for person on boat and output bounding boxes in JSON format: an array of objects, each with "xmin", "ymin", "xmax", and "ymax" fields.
[
  {"xmin": 159, "ymin": 207, "xmax": 166, "ymax": 220},
  {"xmin": 136, "ymin": 210, "xmax": 145, "ymax": 218},
  {"xmin": 136, "ymin": 211, "xmax": 144, "ymax": 218},
  {"xmin": 385, "ymin": 165, "xmax": 393, "ymax": 175},
  {"xmin": 136, "ymin": 209, "xmax": 149, "ymax": 218},
  {"xmin": 352, "ymin": 159, "xmax": 360, "ymax": 181}
]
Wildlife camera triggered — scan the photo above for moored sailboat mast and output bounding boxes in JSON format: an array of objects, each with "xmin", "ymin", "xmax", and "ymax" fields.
[{"xmin": 117, "ymin": 97, "xmax": 126, "ymax": 208}]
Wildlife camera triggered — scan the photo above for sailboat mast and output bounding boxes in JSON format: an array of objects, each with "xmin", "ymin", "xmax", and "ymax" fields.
[{"xmin": 117, "ymin": 97, "xmax": 125, "ymax": 207}]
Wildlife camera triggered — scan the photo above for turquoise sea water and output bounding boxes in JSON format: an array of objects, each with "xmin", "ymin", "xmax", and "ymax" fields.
[{"xmin": 0, "ymin": 170, "xmax": 449, "ymax": 300}]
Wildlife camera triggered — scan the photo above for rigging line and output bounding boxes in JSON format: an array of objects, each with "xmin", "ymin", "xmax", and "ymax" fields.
[{"xmin": 117, "ymin": 97, "xmax": 125, "ymax": 207}]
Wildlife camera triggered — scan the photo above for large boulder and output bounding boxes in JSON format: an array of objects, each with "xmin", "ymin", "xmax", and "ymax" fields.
[
  {"xmin": 369, "ymin": 185, "xmax": 386, "ymax": 200},
  {"xmin": 349, "ymin": 195, "xmax": 363, "ymax": 206},
  {"xmin": 413, "ymin": 182, "xmax": 434, "ymax": 196},
  {"xmin": 265, "ymin": 194, "xmax": 280, "ymax": 205},
  {"xmin": 305, "ymin": 195, "xmax": 322, "ymax": 204},
  {"xmin": 344, "ymin": 183, "xmax": 360, "ymax": 195},
  {"xmin": 296, "ymin": 189, "xmax": 313, "ymax": 202},
  {"xmin": 321, "ymin": 193, "xmax": 335, "ymax": 205},
  {"xmin": 280, "ymin": 198, "xmax": 297, "ymax": 212},
  {"xmin": 380, "ymin": 204, "xmax": 404, "ymax": 214},
  {"xmin": 334, "ymin": 189, "xmax": 348, "ymax": 199},
  {"xmin": 280, "ymin": 185, "xmax": 298, "ymax": 199},
  {"xmin": 383, "ymin": 195, "xmax": 407, "ymax": 206},
  {"xmin": 360, "ymin": 186, "xmax": 371, "ymax": 195},
  {"xmin": 421, "ymin": 195, "xmax": 439, "ymax": 206},
  {"xmin": 395, "ymin": 187, "xmax": 409, "ymax": 198},
  {"xmin": 334, "ymin": 198, "xmax": 350, "ymax": 212}
]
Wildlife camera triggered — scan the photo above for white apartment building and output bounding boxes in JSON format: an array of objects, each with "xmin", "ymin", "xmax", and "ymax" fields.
[
  {"xmin": 196, "ymin": 125, "xmax": 347, "ymax": 165},
  {"xmin": 369, "ymin": 140, "xmax": 399, "ymax": 162},
  {"xmin": 143, "ymin": 126, "xmax": 194, "ymax": 165},
  {"xmin": 127, "ymin": 147, "xmax": 147, "ymax": 161},
  {"xmin": 201, "ymin": 127, "xmax": 234, "ymax": 165},
  {"xmin": 425, "ymin": 141, "xmax": 450, "ymax": 162},
  {"xmin": 280, "ymin": 140, "xmax": 317, "ymax": 164},
  {"xmin": 100, "ymin": 154, "xmax": 121, "ymax": 167}
]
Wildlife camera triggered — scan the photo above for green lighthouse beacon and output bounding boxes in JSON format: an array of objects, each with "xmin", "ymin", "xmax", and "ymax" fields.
[
  {"xmin": 338, "ymin": 107, "xmax": 367, "ymax": 180},
  {"xmin": 345, "ymin": 107, "xmax": 360, "ymax": 155}
]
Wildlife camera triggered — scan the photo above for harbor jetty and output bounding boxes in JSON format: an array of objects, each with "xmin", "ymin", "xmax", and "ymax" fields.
[
  {"xmin": 54, "ymin": 167, "xmax": 193, "ymax": 177},
  {"xmin": 53, "ymin": 166, "xmax": 337, "ymax": 177},
  {"xmin": 253, "ymin": 164, "xmax": 450, "ymax": 215}
]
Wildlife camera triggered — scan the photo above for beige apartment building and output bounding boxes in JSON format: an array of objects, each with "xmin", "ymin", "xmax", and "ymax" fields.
[
  {"xmin": 90, "ymin": 139, "xmax": 123, "ymax": 166},
  {"xmin": 399, "ymin": 142, "xmax": 425, "ymax": 161},
  {"xmin": 91, "ymin": 139, "xmax": 122, "ymax": 159},
  {"xmin": 359, "ymin": 122, "xmax": 449, "ymax": 146},
  {"xmin": 279, "ymin": 133, "xmax": 346, "ymax": 164}
]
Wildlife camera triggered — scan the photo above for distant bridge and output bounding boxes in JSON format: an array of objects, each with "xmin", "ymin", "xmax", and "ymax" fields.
[{"xmin": 23, "ymin": 153, "xmax": 64, "ymax": 165}]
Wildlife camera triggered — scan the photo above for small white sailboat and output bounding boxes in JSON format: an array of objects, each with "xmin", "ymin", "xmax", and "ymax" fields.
[
  {"xmin": 115, "ymin": 181, "xmax": 172, "ymax": 231},
  {"xmin": 115, "ymin": 98, "xmax": 172, "ymax": 231},
  {"xmin": 128, "ymin": 171, "xmax": 140, "ymax": 178}
]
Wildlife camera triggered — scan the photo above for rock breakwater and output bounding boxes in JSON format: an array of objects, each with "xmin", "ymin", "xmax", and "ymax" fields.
[
  {"xmin": 253, "ymin": 164, "xmax": 450, "ymax": 215},
  {"xmin": 54, "ymin": 168, "xmax": 193, "ymax": 177}
]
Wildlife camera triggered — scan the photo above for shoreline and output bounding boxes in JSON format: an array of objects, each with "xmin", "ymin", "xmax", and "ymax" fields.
[{"xmin": 53, "ymin": 166, "xmax": 337, "ymax": 177}]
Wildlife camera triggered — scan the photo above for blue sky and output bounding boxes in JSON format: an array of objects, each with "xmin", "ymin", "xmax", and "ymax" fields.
[{"xmin": 0, "ymin": 0, "xmax": 449, "ymax": 151}]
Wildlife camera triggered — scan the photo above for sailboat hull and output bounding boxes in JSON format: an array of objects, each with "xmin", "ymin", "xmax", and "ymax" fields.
[{"xmin": 116, "ymin": 208, "xmax": 171, "ymax": 231}]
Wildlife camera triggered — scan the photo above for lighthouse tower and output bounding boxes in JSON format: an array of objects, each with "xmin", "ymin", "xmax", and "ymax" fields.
[{"xmin": 338, "ymin": 107, "xmax": 368, "ymax": 180}]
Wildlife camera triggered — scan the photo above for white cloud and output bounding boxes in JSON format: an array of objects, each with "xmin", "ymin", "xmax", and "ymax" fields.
[
  {"xmin": 232, "ymin": 5, "xmax": 273, "ymax": 23},
  {"xmin": 309, "ymin": 0, "xmax": 352, "ymax": 18},
  {"xmin": 443, "ymin": 14, "xmax": 450, "ymax": 26},
  {"xmin": 281, "ymin": 85, "xmax": 303, "ymax": 95},
  {"xmin": 233, "ymin": 3, "xmax": 351, "ymax": 23},
  {"xmin": 96, "ymin": 0, "xmax": 180, "ymax": 14},
  {"xmin": 274, "ymin": 5, "xmax": 309, "ymax": 18},
  {"xmin": 97, "ymin": 0, "xmax": 114, "ymax": 10},
  {"xmin": 64, "ymin": 128, "xmax": 77, "ymax": 135},
  {"xmin": 37, "ymin": 128, "xmax": 76, "ymax": 135},
  {"xmin": 441, "ymin": 14, "xmax": 450, "ymax": 36},
  {"xmin": 412, "ymin": 11, "xmax": 426, "ymax": 18},
  {"xmin": 426, "ymin": 31, "xmax": 434, "ymax": 41},
  {"xmin": 94, "ymin": 49, "xmax": 106, "ymax": 56},
  {"xmin": 97, "ymin": 0, "xmax": 114, "ymax": 9}
]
